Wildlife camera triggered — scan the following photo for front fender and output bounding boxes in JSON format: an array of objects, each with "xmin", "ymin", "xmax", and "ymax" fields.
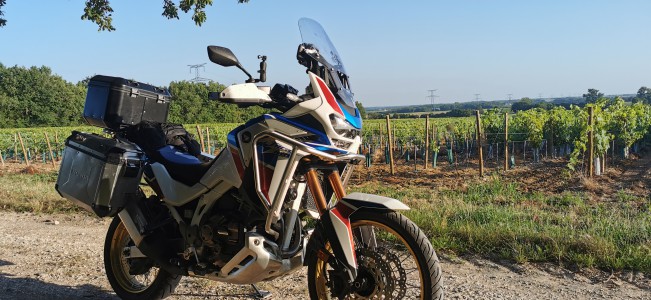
[{"xmin": 339, "ymin": 192, "xmax": 410, "ymax": 211}]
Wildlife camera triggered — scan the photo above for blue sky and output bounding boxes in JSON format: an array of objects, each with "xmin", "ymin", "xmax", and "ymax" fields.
[{"xmin": 1, "ymin": 0, "xmax": 650, "ymax": 106}]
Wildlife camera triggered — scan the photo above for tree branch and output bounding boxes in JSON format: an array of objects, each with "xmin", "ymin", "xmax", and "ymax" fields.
[
  {"xmin": 0, "ymin": 0, "xmax": 251, "ymax": 31},
  {"xmin": 0, "ymin": 0, "xmax": 7, "ymax": 27},
  {"xmin": 81, "ymin": 0, "xmax": 115, "ymax": 31}
]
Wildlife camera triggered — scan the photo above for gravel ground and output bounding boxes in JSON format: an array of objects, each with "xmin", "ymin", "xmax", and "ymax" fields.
[{"xmin": 0, "ymin": 212, "xmax": 649, "ymax": 300}]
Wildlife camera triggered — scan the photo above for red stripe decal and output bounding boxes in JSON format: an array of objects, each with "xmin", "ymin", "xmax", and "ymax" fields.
[
  {"xmin": 331, "ymin": 206, "xmax": 357, "ymax": 265},
  {"xmin": 258, "ymin": 164, "xmax": 273, "ymax": 205},
  {"xmin": 316, "ymin": 77, "xmax": 344, "ymax": 116},
  {"xmin": 230, "ymin": 147, "xmax": 244, "ymax": 179},
  {"xmin": 335, "ymin": 201, "xmax": 355, "ymax": 218}
]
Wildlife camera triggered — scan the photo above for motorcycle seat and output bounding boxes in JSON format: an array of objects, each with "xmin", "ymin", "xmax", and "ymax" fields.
[{"xmin": 150, "ymin": 146, "xmax": 215, "ymax": 186}]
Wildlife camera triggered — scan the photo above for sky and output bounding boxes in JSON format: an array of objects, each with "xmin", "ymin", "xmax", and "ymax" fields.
[{"xmin": 1, "ymin": 0, "xmax": 650, "ymax": 107}]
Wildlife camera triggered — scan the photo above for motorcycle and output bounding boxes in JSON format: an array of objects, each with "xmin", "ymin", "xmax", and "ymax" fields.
[{"xmin": 57, "ymin": 18, "xmax": 442, "ymax": 299}]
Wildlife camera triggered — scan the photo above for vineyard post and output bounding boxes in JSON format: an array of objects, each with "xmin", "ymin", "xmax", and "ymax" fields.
[
  {"xmin": 206, "ymin": 127, "xmax": 211, "ymax": 155},
  {"xmin": 504, "ymin": 112, "xmax": 509, "ymax": 171},
  {"xmin": 549, "ymin": 124, "xmax": 554, "ymax": 158},
  {"xmin": 475, "ymin": 110, "xmax": 484, "ymax": 177},
  {"xmin": 14, "ymin": 134, "xmax": 18, "ymax": 163},
  {"xmin": 465, "ymin": 132, "xmax": 469, "ymax": 160},
  {"xmin": 432, "ymin": 126, "xmax": 438, "ymax": 167},
  {"xmin": 424, "ymin": 116, "xmax": 430, "ymax": 169},
  {"xmin": 17, "ymin": 132, "xmax": 30, "ymax": 166},
  {"xmin": 386, "ymin": 115, "xmax": 395, "ymax": 175},
  {"xmin": 379, "ymin": 124, "xmax": 384, "ymax": 148},
  {"xmin": 54, "ymin": 132, "xmax": 60, "ymax": 160},
  {"xmin": 413, "ymin": 144, "xmax": 417, "ymax": 172},
  {"xmin": 588, "ymin": 106, "xmax": 594, "ymax": 177},
  {"xmin": 44, "ymin": 132, "xmax": 56, "ymax": 167},
  {"xmin": 196, "ymin": 125, "xmax": 206, "ymax": 153}
]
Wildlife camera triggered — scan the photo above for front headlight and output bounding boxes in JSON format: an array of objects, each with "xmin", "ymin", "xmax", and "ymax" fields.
[{"xmin": 329, "ymin": 114, "xmax": 360, "ymax": 139}]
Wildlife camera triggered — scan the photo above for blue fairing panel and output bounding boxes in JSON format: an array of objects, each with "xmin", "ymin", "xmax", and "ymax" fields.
[
  {"xmin": 227, "ymin": 125, "xmax": 245, "ymax": 148},
  {"xmin": 157, "ymin": 146, "xmax": 202, "ymax": 165},
  {"xmin": 273, "ymin": 114, "xmax": 331, "ymax": 145},
  {"xmin": 306, "ymin": 143, "xmax": 349, "ymax": 155},
  {"xmin": 343, "ymin": 107, "xmax": 362, "ymax": 130}
]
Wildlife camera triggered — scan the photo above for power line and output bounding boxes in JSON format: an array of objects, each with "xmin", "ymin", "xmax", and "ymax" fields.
[
  {"xmin": 427, "ymin": 89, "xmax": 438, "ymax": 106},
  {"xmin": 188, "ymin": 63, "xmax": 210, "ymax": 83}
]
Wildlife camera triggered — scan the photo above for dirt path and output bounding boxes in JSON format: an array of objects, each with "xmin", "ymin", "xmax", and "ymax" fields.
[{"xmin": 0, "ymin": 212, "xmax": 649, "ymax": 300}]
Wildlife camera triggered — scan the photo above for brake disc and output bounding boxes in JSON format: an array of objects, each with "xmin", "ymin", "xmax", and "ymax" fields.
[
  {"xmin": 348, "ymin": 248, "xmax": 393, "ymax": 299},
  {"xmin": 379, "ymin": 248, "xmax": 408, "ymax": 299}
]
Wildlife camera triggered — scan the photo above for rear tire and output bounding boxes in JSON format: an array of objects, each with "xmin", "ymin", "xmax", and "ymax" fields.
[
  {"xmin": 104, "ymin": 216, "xmax": 181, "ymax": 300},
  {"xmin": 307, "ymin": 210, "xmax": 443, "ymax": 299}
]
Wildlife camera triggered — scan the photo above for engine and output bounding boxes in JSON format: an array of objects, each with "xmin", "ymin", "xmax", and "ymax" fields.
[
  {"xmin": 181, "ymin": 190, "xmax": 266, "ymax": 273},
  {"xmin": 196, "ymin": 214, "xmax": 243, "ymax": 268}
]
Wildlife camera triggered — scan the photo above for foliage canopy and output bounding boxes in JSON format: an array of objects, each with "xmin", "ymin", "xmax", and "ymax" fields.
[
  {"xmin": 0, "ymin": 64, "xmax": 268, "ymax": 128},
  {"xmin": 0, "ymin": 0, "xmax": 250, "ymax": 30}
]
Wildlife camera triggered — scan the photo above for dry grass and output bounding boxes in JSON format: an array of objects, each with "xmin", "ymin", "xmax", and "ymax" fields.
[{"xmin": 0, "ymin": 170, "xmax": 79, "ymax": 213}]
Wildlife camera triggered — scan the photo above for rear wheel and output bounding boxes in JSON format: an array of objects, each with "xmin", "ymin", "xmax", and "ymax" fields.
[
  {"xmin": 307, "ymin": 210, "xmax": 443, "ymax": 299},
  {"xmin": 104, "ymin": 216, "xmax": 181, "ymax": 300}
]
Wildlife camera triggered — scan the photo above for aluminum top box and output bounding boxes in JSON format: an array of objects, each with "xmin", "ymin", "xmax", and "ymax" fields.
[{"xmin": 83, "ymin": 75, "xmax": 171, "ymax": 130}]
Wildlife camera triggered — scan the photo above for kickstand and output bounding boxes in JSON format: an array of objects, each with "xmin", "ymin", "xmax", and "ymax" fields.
[{"xmin": 251, "ymin": 284, "xmax": 272, "ymax": 299}]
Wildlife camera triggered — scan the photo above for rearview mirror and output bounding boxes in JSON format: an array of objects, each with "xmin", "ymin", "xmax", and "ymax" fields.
[{"xmin": 207, "ymin": 46, "xmax": 240, "ymax": 67}]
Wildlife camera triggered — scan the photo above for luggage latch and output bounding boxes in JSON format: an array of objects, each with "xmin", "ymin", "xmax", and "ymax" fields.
[{"xmin": 130, "ymin": 88, "xmax": 140, "ymax": 98}]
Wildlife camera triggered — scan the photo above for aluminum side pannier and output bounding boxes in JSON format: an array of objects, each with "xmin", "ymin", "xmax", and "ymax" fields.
[{"xmin": 55, "ymin": 131, "xmax": 144, "ymax": 217}]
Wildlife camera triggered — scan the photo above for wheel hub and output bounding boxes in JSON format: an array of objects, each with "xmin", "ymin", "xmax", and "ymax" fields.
[{"xmin": 349, "ymin": 248, "xmax": 392, "ymax": 299}]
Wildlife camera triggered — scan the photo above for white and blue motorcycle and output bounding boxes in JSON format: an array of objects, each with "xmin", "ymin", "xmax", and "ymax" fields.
[{"xmin": 91, "ymin": 18, "xmax": 442, "ymax": 299}]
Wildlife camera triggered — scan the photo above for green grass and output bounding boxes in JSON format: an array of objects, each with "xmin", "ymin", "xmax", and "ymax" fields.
[
  {"xmin": 351, "ymin": 177, "xmax": 651, "ymax": 273},
  {"xmin": 2, "ymin": 169, "xmax": 650, "ymax": 272}
]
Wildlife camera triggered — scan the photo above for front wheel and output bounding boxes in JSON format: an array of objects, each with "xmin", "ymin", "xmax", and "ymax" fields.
[
  {"xmin": 104, "ymin": 216, "xmax": 181, "ymax": 300},
  {"xmin": 307, "ymin": 210, "xmax": 443, "ymax": 299}
]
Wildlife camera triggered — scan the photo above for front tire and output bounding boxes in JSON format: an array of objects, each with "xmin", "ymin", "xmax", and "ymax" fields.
[
  {"xmin": 104, "ymin": 216, "xmax": 181, "ymax": 300},
  {"xmin": 307, "ymin": 210, "xmax": 443, "ymax": 299}
]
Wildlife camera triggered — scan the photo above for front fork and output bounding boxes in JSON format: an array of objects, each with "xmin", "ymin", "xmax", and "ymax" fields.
[{"xmin": 306, "ymin": 168, "xmax": 358, "ymax": 281}]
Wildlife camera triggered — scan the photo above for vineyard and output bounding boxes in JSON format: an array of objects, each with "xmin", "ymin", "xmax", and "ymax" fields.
[
  {"xmin": 1, "ymin": 97, "xmax": 651, "ymax": 174},
  {"xmin": 0, "ymin": 123, "xmax": 240, "ymax": 164},
  {"xmin": 362, "ymin": 97, "xmax": 651, "ymax": 175}
]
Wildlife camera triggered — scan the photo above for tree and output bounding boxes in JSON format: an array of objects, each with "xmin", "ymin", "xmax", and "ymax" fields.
[
  {"xmin": 511, "ymin": 97, "xmax": 534, "ymax": 112},
  {"xmin": 167, "ymin": 80, "xmax": 267, "ymax": 124},
  {"xmin": 0, "ymin": 64, "xmax": 86, "ymax": 127},
  {"xmin": 635, "ymin": 86, "xmax": 651, "ymax": 104},
  {"xmin": 355, "ymin": 101, "xmax": 366, "ymax": 118},
  {"xmin": 0, "ymin": 0, "xmax": 250, "ymax": 30},
  {"xmin": 582, "ymin": 88, "xmax": 604, "ymax": 104}
]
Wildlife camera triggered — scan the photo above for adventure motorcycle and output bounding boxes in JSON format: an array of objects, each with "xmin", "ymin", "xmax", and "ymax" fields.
[{"xmin": 56, "ymin": 18, "xmax": 442, "ymax": 299}]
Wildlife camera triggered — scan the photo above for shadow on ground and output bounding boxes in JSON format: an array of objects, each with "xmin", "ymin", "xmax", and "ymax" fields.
[{"xmin": 0, "ymin": 260, "xmax": 116, "ymax": 300}]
